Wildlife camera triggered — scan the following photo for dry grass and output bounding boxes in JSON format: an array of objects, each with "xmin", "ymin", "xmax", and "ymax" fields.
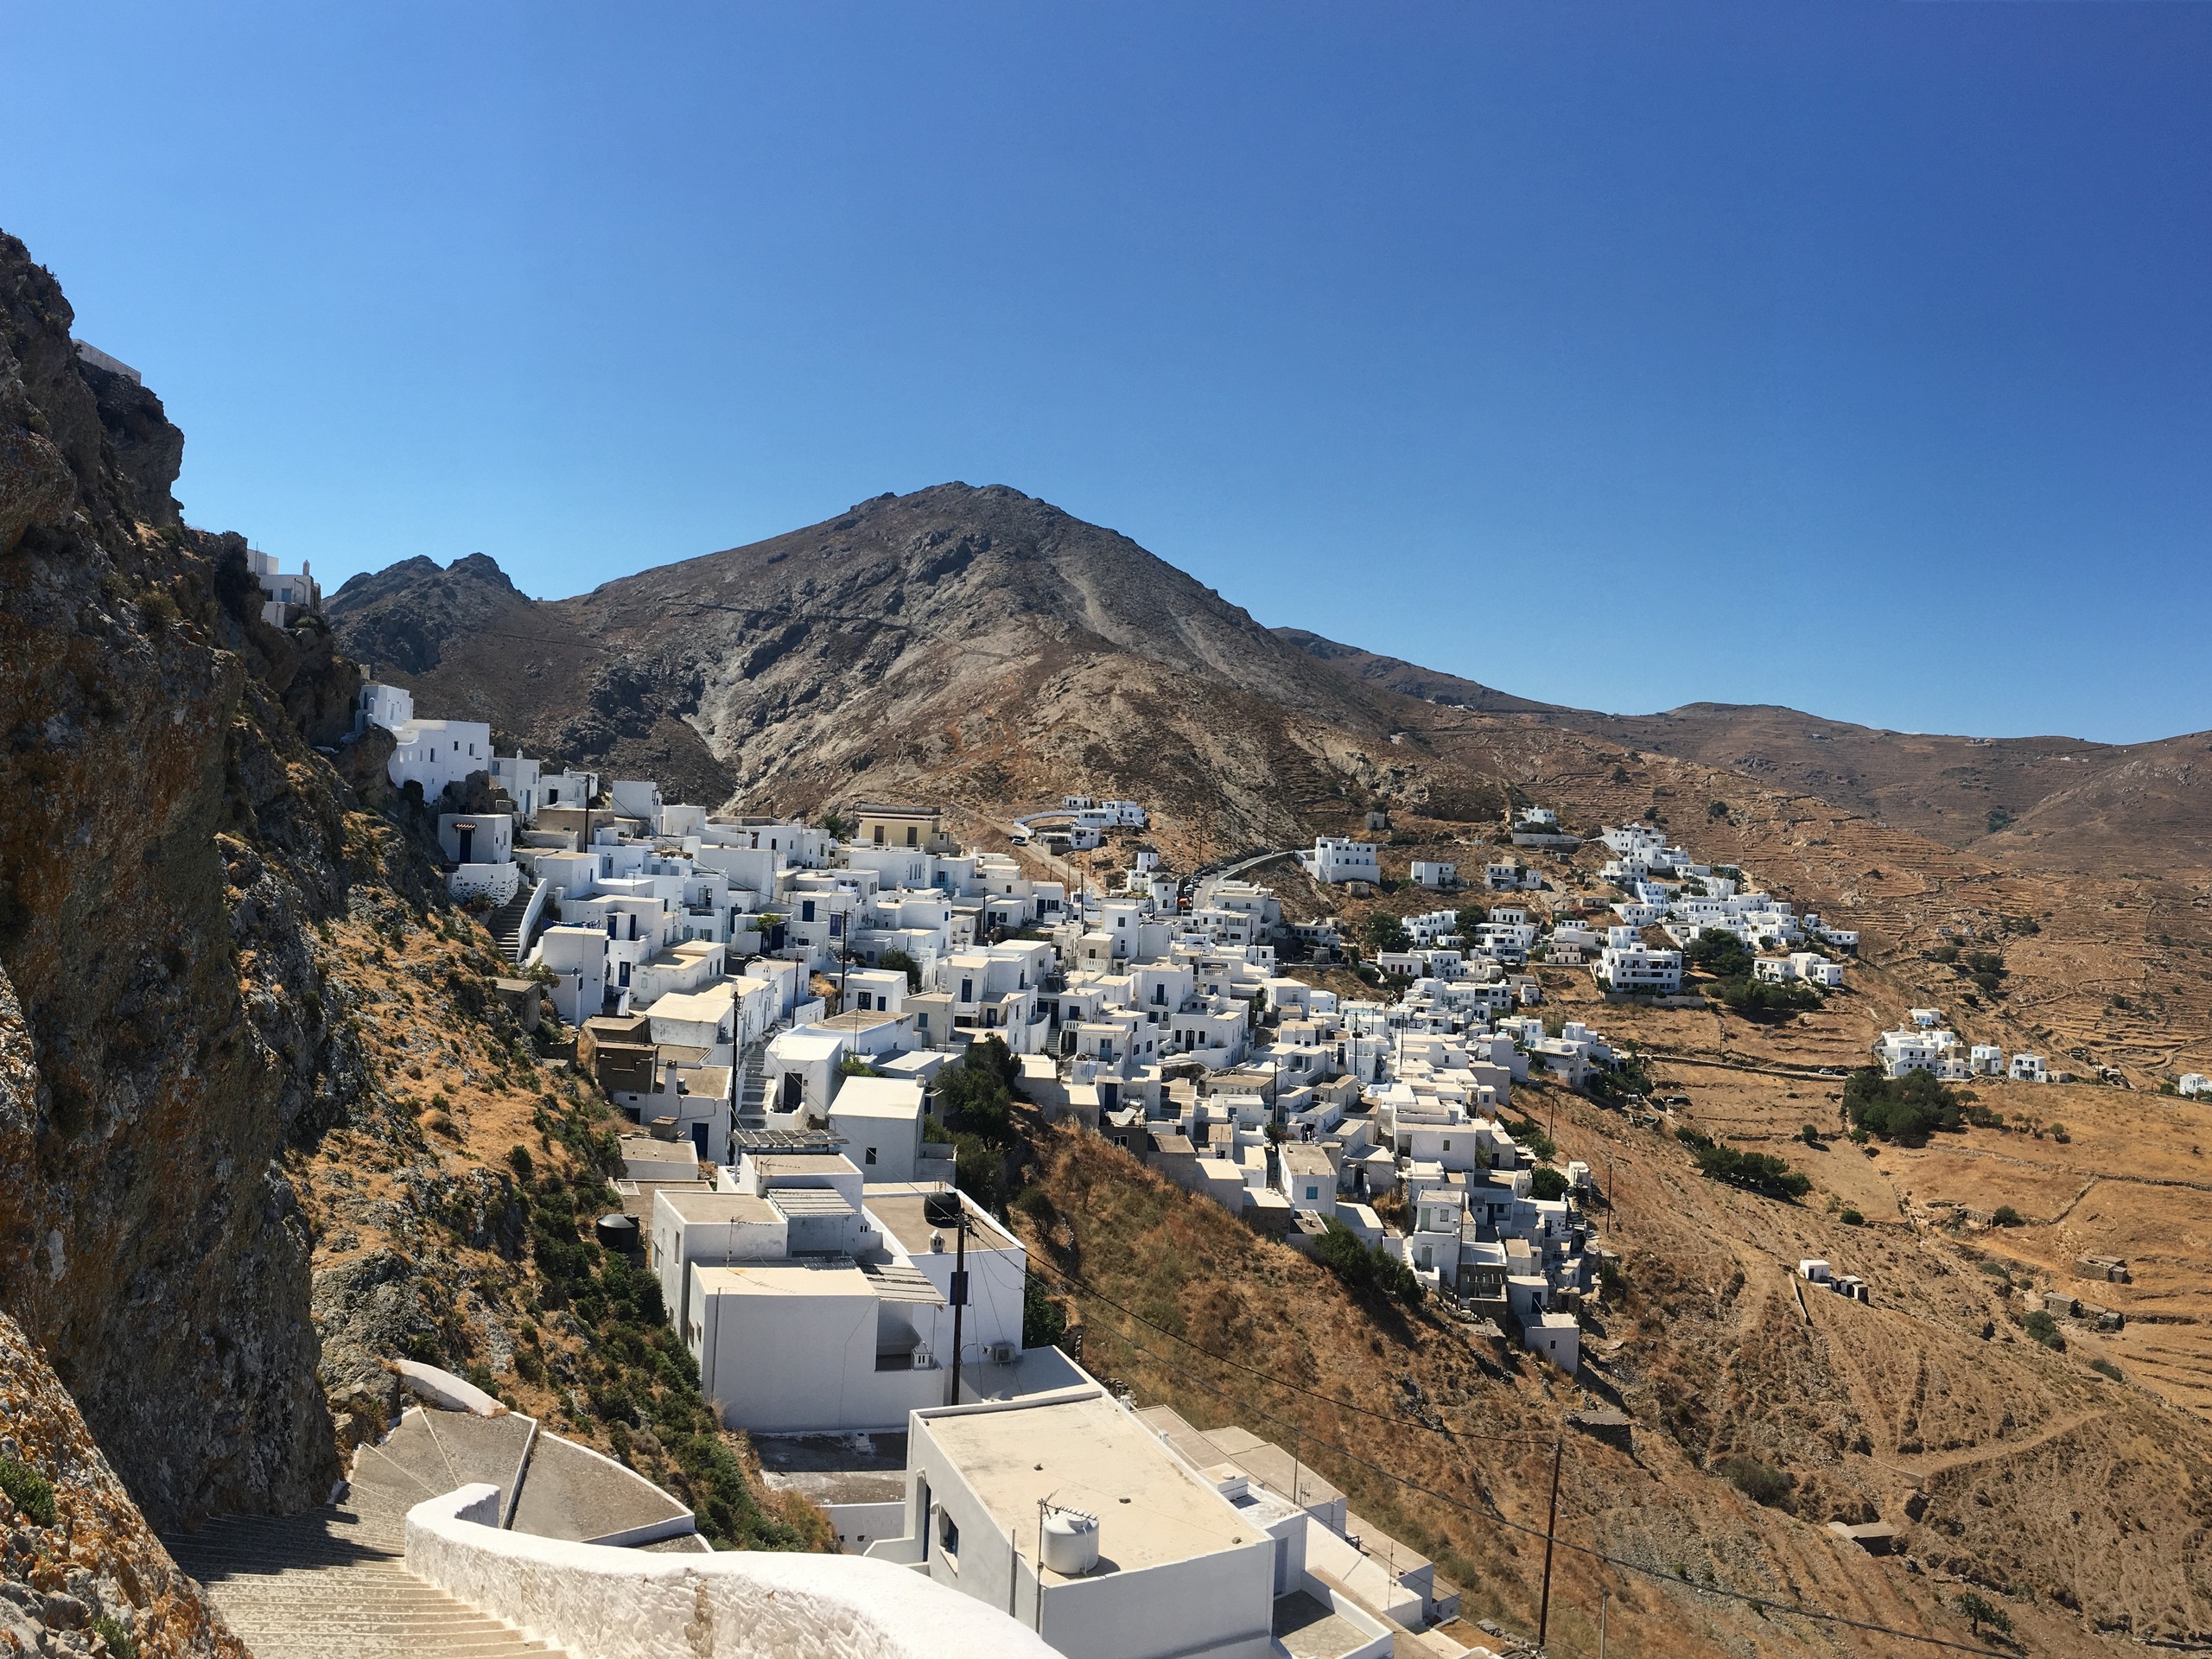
[{"xmin": 1012, "ymin": 1082, "xmax": 2212, "ymax": 1656}]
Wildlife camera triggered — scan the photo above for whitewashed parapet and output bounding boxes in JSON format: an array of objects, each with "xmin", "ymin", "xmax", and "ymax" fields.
[
  {"xmin": 406, "ymin": 1485, "xmax": 1057, "ymax": 1659},
  {"xmin": 449, "ymin": 861, "xmax": 522, "ymax": 904}
]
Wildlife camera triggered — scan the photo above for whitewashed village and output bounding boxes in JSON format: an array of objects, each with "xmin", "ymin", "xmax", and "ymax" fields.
[{"xmin": 331, "ymin": 675, "xmax": 2079, "ymax": 1659}]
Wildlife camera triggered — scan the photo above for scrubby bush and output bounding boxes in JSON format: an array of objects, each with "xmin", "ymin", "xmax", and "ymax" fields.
[
  {"xmin": 1023, "ymin": 1274, "xmax": 1069, "ymax": 1349},
  {"xmin": 0, "ymin": 1458, "xmax": 55, "ymax": 1527},
  {"xmin": 1991, "ymin": 1205, "xmax": 2024, "ymax": 1227},
  {"xmin": 1713, "ymin": 976, "xmax": 1821, "ymax": 1020},
  {"xmin": 1839, "ymin": 1209, "xmax": 1864, "ymax": 1226},
  {"xmin": 1716, "ymin": 1455, "xmax": 1794, "ymax": 1510},
  {"xmin": 2024, "ymin": 1310, "xmax": 2064, "ymax": 1350},
  {"xmin": 1314, "ymin": 1221, "xmax": 1424, "ymax": 1309},
  {"xmin": 91, "ymin": 1618, "xmax": 136, "ymax": 1659},
  {"xmin": 1529, "ymin": 1166, "xmax": 1569, "ymax": 1202},
  {"xmin": 2088, "ymin": 1357, "xmax": 2122, "ymax": 1382},
  {"xmin": 1675, "ymin": 1128, "xmax": 1811, "ymax": 1200},
  {"xmin": 1956, "ymin": 1590, "xmax": 2012, "ymax": 1637}
]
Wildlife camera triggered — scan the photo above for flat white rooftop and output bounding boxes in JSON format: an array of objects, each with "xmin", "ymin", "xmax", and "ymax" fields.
[
  {"xmin": 923, "ymin": 1392, "xmax": 1252, "ymax": 1580},
  {"xmin": 696, "ymin": 1261, "xmax": 873, "ymax": 1300},
  {"xmin": 868, "ymin": 1192, "xmax": 1020, "ymax": 1258},
  {"xmin": 658, "ymin": 1190, "xmax": 779, "ymax": 1226}
]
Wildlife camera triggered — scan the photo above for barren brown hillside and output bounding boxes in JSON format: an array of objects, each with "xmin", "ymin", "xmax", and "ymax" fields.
[
  {"xmin": 1013, "ymin": 1118, "xmax": 2212, "ymax": 1658},
  {"xmin": 328, "ymin": 485, "xmax": 2212, "ymax": 1654},
  {"xmin": 1280, "ymin": 626, "xmax": 2212, "ymax": 879}
]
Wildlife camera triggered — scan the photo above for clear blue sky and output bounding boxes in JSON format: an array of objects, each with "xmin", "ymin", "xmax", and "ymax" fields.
[{"xmin": 8, "ymin": 3, "xmax": 2208, "ymax": 742}]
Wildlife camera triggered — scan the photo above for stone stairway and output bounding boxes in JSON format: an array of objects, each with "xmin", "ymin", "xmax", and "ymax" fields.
[
  {"xmin": 734, "ymin": 1034, "xmax": 772, "ymax": 1126},
  {"xmin": 485, "ymin": 886, "xmax": 537, "ymax": 964},
  {"xmin": 167, "ymin": 1401, "xmax": 700, "ymax": 1656},
  {"xmin": 166, "ymin": 1484, "xmax": 564, "ymax": 1659}
]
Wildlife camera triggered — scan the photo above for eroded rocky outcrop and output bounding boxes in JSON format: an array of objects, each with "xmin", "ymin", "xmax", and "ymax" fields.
[
  {"xmin": 0, "ymin": 232, "xmax": 365, "ymax": 1527},
  {"xmin": 0, "ymin": 1304, "xmax": 246, "ymax": 1658}
]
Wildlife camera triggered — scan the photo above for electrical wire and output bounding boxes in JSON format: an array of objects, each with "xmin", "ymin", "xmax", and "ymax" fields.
[
  {"xmin": 1031, "ymin": 1256, "xmax": 1558, "ymax": 1448},
  {"xmin": 1080, "ymin": 1315, "xmax": 2012, "ymax": 1659}
]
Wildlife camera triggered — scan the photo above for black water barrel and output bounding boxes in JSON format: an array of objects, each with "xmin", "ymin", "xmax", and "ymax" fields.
[{"xmin": 595, "ymin": 1213, "xmax": 639, "ymax": 1250}]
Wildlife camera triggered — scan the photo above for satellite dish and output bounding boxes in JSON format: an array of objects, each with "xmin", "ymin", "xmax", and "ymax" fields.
[{"xmin": 922, "ymin": 1192, "xmax": 964, "ymax": 1229}]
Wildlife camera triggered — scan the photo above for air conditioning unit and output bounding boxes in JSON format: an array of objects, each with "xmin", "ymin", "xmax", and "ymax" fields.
[{"xmin": 988, "ymin": 1341, "xmax": 1018, "ymax": 1364}]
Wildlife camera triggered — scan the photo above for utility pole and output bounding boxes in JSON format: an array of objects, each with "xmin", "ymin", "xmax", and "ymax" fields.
[
  {"xmin": 1537, "ymin": 1435, "xmax": 1563, "ymax": 1649},
  {"xmin": 1599, "ymin": 1587, "xmax": 1609, "ymax": 1659},
  {"xmin": 925, "ymin": 1192, "xmax": 970, "ymax": 1408}
]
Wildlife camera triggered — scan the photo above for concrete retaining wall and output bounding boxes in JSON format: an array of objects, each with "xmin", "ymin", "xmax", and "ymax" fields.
[{"xmin": 406, "ymin": 1485, "xmax": 1056, "ymax": 1659}]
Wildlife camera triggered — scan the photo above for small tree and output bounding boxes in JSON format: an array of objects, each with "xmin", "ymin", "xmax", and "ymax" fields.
[
  {"xmin": 1686, "ymin": 928, "xmax": 1754, "ymax": 980},
  {"xmin": 1362, "ymin": 912, "xmax": 1411, "ymax": 956},
  {"xmin": 1529, "ymin": 1166, "xmax": 1569, "ymax": 1202},
  {"xmin": 878, "ymin": 948, "xmax": 923, "ymax": 990},
  {"xmin": 1022, "ymin": 1274, "xmax": 1069, "ymax": 1350}
]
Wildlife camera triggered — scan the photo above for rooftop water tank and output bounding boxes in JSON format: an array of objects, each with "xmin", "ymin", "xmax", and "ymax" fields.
[{"xmin": 1040, "ymin": 1510, "xmax": 1100, "ymax": 1577}]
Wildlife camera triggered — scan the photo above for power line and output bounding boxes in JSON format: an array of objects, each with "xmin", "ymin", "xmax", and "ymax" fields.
[
  {"xmin": 1031, "ymin": 1256, "xmax": 1558, "ymax": 1449},
  {"xmin": 1083, "ymin": 1317, "xmax": 2011, "ymax": 1659}
]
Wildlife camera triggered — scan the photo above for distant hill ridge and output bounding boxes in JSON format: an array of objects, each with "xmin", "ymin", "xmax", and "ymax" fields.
[{"xmin": 331, "ymin": 483, "xmax": 2211, "ymax": 877}]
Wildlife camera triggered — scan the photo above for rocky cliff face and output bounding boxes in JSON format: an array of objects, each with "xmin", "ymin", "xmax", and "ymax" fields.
[
  {"xmin": 0, "ymin": 1306, "xmax": 246, "ymax": 1658},
  {"xmin": 0, "ymin": 232, "xmax": 365, "ymax": 1526},
  {"xmin": 0, "ymin": 231, "xmax": 816, "ymax": 1554}
]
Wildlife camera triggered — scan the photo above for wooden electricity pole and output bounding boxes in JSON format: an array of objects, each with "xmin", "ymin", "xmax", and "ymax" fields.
[{"xmin": 1537, "ymin": 1436, "xmax": 1563, "ymax": 1649}]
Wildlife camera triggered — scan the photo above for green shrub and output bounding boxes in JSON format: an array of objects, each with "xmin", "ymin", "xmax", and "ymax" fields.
[
  {"xmin": 1503, "ymin": 1113, "xmax": 1556, "ymax": 1162},
  {"xmin": 2023, "ymin": 1310, "xmax": 2063, "ymax": 1350},
  {"xmin": 1844, "ymin": 1068, "xmax": 1963, "ymax": 1145},
  {"xmin": 879, "ymin": 949, "xmax": 923, "ymax": 990},
  {"xmin": 1022, "ymin": 1274, "xmax": 1069, "ymax": 1349},
  {"xmin": 2088, "ymin": 1357, "xmax": 2122, "ymax": 1382},
  {"xmin": 1529, "ymin": 1166, "xmax": 1569, "ymax": 1202},
  {"xmin": 0, "ymin": 1458, "xmax": 55, "ymax": 1527},
  {"xmin": 1675, "ymin": 1128, "xmax": 1810, "ymax": 1200},
  {"xmin": 1361, "ymin": 912, "xmax": 1410, "ymax": 956},
  {"xmin": 1956, "ymin": 1590, "xmax": 2012, "ymax": 1637},
  {"xmin": 1686, "ymin": 929, "xmax": 1753, "ymax": 980},
  {"xmin": 1991, "ymin": 1205, "xmax": 2024, "ymax": 1227},
  {"xmin": 1012, "ymin": 1184, "xmax": 1055, "ymax": 1222},
  {"xmin": 92, "ymin": 1617, "xmax": 137, "ymax": 1659},
  {"xmin": 1314, "ymin": 1221, "xmax": 1424, "ymax": 1308},
  {"xmin": 1839, "ymin": 1209, "xmax": 1864, "ymax": 1226},
  {"xmin": 1710, "ymin": 975, "xmax": 1820, "ymax": 1020},
  {"xmin": 1800, "ymin": 1124, "xmax": 1821, "ymax": 1147},
  {"xmin": 936, "ymin": 1037, "xmax": 1020, "ymax": 1147},
  {"xmin": 1716, "ymin": 1455, "xmax": 1794, "ymax": 1510},
  {"xmin": 953, "ymin": 1133, "xmax": 1003, "ymax": 1209}
]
